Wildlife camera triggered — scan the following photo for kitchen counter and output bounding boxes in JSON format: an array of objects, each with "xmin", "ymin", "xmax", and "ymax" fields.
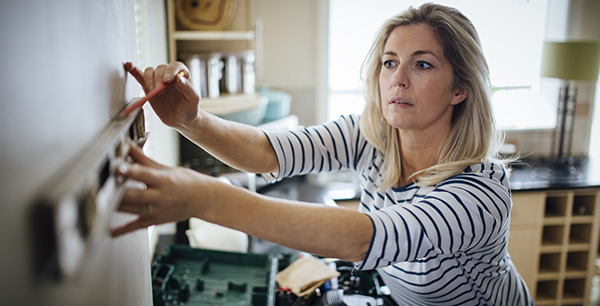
[
  {"xmin": 257, "ymin": 171, "xmax": 361, "ymax": 205},
  {"xmin": 158, "ymin": 157, "xmax": 600, "ymax": 256},
  {"xmin": 508, "ymin": 157, "xmax": 600, "ymax": 191},
  {"xmin": 256, "ymin": 158, "xmax": 600, "ymax": 205}
]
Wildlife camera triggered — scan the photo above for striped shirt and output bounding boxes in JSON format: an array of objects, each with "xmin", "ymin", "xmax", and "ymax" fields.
[{"xmin": 261, "ymin": 114, "xmax": 533, "ymax": 306}]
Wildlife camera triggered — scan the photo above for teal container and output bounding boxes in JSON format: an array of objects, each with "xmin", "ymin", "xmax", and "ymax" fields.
[{"xmin": 257, "ymin": 86, "xmax": 292, "ymax": 123}]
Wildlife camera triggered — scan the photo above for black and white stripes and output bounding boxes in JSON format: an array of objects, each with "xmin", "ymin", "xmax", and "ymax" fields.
[{"xmin": 261, "ymin": 114, "xmax": 533, "ymax": 305}]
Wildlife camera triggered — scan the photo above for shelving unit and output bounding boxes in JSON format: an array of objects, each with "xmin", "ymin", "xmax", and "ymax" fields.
[
  {"xmin": 509, "ymin": 189, "xmax": 600, "ymax": 306},
  {"xmin": 166, "ymin": 0, "xmax": 259, "ymax": 115}
]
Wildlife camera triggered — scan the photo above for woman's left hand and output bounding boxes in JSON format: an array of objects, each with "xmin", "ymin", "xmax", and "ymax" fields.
[{"xmin": 110, "ymin": 144, "xmax": 215, "ymax": 237}]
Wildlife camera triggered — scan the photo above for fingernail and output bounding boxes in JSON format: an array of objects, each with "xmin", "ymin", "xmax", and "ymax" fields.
[
  {"xmin": 118, "ymin": 163, "xmax": 128, "ymax": 174},
  {"xmin": 164, "ymin": 73, "xmax": 171, "ymax": 82}
]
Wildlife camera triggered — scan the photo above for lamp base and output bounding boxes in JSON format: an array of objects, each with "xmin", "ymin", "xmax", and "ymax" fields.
[{"xmin": 532, "ymin": 156, "xmax": 583, "ymax": 182}]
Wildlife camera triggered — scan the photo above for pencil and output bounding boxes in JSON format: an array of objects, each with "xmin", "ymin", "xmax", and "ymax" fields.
[{"xmin": 120, "ymin": 70, "xmax": 185, "ymax": 118}]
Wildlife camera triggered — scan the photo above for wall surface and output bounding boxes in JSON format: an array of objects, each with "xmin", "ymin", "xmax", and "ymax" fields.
[
  {"xmin": 137, "ymin": 0, "xmax": 179, "ymax": 169},
  {"xmin": 255, "ymin": 0, "xmax": 321, "ymax": 126},
  {"xmin": 506, "ymin": 0, "xmax": 600, "ymax": 159},
  {"xmin": 0, "ymin": 1, "xmax": 152, "ymax": 305}
]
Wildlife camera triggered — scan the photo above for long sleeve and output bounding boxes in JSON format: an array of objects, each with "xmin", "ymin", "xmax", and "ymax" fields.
[
  {"xmin": 261, "ymin": 114, "xmax": 365, "ymax": 182},
  {"xmin": 358, "ymin": 164, "xmax": 511, "ymax": 270},
  {"xmin": 260, "ymin": 118, "xmax": 532, "ymax": 305}
]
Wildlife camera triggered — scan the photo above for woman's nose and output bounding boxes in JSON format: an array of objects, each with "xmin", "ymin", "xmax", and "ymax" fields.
[{"xmin": 392, "ymin": 64, "xmax": 409, "ymax": 88}]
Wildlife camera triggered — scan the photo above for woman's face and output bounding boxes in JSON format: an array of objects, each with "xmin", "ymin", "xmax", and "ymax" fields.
[{"xmin": 379, "ymin": 23, "xmax": 467, "ymax": 135}]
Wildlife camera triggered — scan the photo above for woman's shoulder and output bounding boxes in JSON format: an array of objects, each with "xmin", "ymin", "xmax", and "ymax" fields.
[
  {"xmin": 440, "ymin": 162, "xmax": 511, "ymax": 191},
  {"xmin": 330, "ymin": 113, "xmax": 361, "ymax": 129}
]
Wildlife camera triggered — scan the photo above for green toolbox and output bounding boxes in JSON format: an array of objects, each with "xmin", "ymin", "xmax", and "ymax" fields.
[{"xmin": 152, "ymin": 245, "xmax": 280, "ymax": 306}]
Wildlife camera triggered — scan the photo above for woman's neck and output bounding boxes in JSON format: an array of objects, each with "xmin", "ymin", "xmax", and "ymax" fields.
[{"xmin": 398, "ymin": 128, "xmax": 449, "ymax": 185}]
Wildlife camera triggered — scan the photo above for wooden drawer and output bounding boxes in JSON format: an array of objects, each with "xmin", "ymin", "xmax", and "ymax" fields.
[{"xmin": 510, "ymin": 192, "xmax": 545, "ymax": 226}]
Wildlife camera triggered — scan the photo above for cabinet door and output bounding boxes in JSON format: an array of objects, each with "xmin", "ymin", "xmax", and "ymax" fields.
[
  {"xmin": 508, "ymin": 192, "xmax": 545, "ymax": 292},
  {"xmin": 508, "ymin": 225, "xmax": 540, "ymax": 292},
  {"xmin": 510, "ymin": 192, "xmax": 545, "ymax": 226}
]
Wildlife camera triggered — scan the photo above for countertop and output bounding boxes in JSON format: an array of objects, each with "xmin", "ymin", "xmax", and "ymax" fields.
[
  {"xmin": 508, "ymin": 157, "xmax": 600, "ymax": 192},
  {"xmin": 159, "ymin": 158, "xmax": 600, "ymax": 258},
  {"xmin": 256, "ymin": 158, "xmax": 600, "ymax": 205}
]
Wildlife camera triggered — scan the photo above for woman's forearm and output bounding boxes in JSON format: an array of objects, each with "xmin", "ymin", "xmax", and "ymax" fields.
[
  {"xmin": 197, "ymin": 180, "xmax": 373, "ymax": 262},
  {"xmin": 177, "ymin": 110, "xmax": 279, "ymax": 174}
]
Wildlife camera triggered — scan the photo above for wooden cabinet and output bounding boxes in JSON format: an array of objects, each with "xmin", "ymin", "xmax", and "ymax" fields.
[
  {"xmin": 509, "ymin": 192, "xmax": 545, "ymax": 291},
  {"xmin": 166, "ymin": 0, "xmax": 256, "ymax": 62},
  {"xmin": 509, "ymin": 189, "xmax": 600, "ymax": 305},
  {"xmin": 166, "ymin": 0, "xmax": 262, "ymax": 115}
]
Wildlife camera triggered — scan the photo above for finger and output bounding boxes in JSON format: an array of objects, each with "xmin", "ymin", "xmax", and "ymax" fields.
[
  {"xmin": 117, "ymin": 201, "xmax": 157, "ymax": 218},
  {"xmin": 153, "ymin": 64, "xmax": 168, "ymax": 91},
  {"xmin": 111, "ymin": 217, "xmax": 153, "ymax": 237},
  {"xmin": 173, "ymin": 74, "xmax": 201, "ymax": 103},
  {"xmin": 117, "ymin": 188, "xmax": 156, "ymax": 214},
  {"xmin": 124, "ymin": 63, "xmax": 147, "ymax": 91},
  {"xmin": 118, "ymin": 162, "xmax": 164, "ymax": 187},
  {"xmin": 164, "ymin": 61, "xmax": 190, "ymax": 83},
  {"xmin": 115, "ymin": 201, "xmax": 143, "ymax": 215},
  {"xmin": 144, "ymin": 67, "xmax": 156, "ymax": 91},
  {"xmin": 127, "ymin": 143, "xmax": 166, "ymax": 169}
]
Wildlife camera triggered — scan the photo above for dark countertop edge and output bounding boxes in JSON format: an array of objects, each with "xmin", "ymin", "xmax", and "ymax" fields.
[
  {"xmin": 508, "ymin": 157, "xmax": 600, "ymax": 192},
  {"xmin": 256, "ymin": 158, "xmax": 600, "ymax": 203},
  {"xmin": 510, "ymin": 182, "xmax": 600, "ymax": 192}
]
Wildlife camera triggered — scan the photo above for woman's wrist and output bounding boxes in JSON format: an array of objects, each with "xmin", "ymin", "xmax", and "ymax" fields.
[
  {"xmin": 193, "ymin": 175, "xmax": 245, "ymax": 223},
  {"xmin": 176, "ymin": 108, "xmax": 208, "ymax": 138}
]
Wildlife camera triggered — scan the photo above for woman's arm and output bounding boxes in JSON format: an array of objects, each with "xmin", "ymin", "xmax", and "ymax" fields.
[
  {"xmin": 111, "ymin": 145, "xmax": 372, "ymax": 262},
  {"xmin": 178, "ymin": 111, "xmax": 278, "ymax": 174},
  {"xmin": 125, "ymin": 62, "xmax": 278, "ymax": 174},
  {"xmin": 204, "ymin": 180, "xmax": 372, "ymax": 262},
  {"xmin": 358, "ymin": 166, "xmax": 511, "ymax": 270}
]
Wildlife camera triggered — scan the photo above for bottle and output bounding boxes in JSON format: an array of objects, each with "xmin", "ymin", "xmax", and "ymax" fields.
[{"xmin": 591, "ymin": 258, "xmax": 600, "ymax": 306}]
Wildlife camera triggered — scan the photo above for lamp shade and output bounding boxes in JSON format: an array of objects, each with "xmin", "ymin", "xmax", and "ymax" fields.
[{"xmin": 540, "ymin": 41, "xmax": 600, "ymax": 80}]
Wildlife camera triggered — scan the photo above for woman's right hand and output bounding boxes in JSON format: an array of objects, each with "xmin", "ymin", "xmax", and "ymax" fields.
[
  {"xmin": 125, "ymin": 61, "xmax": 200, "ymax": 129},
  {"xmin": 111, "ymin": 143, "xmax": 220, "ymax": 237}
]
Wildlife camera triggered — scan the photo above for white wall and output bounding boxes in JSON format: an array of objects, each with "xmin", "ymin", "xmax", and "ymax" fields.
[
  {"xmin": 0, "ymin": 1, "xmax": 153, "ymax": 305},
  {"xmin": 255, "ymin": 0, "xmax": 322, "ymax": 126},
  {"xmin": 136, "ymin": 0, "xmax": 180, "ymax": 169},
  {"xmin": 577, "ymin": 0, "xmax": 600, "ymax": 160}
]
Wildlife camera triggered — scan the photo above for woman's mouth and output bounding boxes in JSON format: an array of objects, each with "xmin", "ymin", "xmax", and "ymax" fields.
[{"xmin": 389, "ymin": 97, "xmax": 413, "ymax": 106}]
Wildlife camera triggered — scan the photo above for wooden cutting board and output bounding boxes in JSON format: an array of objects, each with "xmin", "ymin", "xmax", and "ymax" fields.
[{"xmin": 176, "ymin": 0, "xmax": 238, "ymax": 31}]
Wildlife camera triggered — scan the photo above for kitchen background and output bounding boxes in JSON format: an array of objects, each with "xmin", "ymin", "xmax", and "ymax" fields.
[
  {"xmin": 142, "ymin": 0, "xmax": 600, "ymax": 171},
  {"xmin": 0, "ymin": 0, "xmax": 599, "ymax": 305}
]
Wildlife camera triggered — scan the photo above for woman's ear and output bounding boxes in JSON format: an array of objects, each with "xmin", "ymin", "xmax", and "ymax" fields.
[{"xmin": 451, "ymin": 88, "xmax": 468, "ymax": 105}]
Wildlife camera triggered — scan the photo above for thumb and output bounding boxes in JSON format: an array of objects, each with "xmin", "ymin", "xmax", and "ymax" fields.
[
  {"xmin": 127, "ymin": 142, "xmax": 166, "ymax": 169},
  {"xmin": 111, "ymin": 217, "xmax": 153, "ymax": 237},
  {"xmin": 173, "ymin": 74, "xmax": 201, "ymax": 104}
]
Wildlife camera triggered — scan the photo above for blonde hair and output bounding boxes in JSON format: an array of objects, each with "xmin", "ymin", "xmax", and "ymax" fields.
[{"xmin": 359, "ymin": 3, "xmax": 507, "ymax": 189}]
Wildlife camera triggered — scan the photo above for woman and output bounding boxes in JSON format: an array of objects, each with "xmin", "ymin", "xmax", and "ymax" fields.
[{"xmin": 113, "ymin": 3, "xmax": 532, "ymax": 305}]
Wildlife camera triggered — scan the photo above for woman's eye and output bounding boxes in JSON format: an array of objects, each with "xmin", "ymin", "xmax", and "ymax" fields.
[
  {"xmin": 383, "ymin": 60, "xmax": 396, "ymax": 68},
  {"xmin": 417, "ymin": 61, "xmax": 432, "ymax": 69}
]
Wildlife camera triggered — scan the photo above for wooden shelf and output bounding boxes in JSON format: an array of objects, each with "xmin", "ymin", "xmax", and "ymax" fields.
[
  {"xmin": 172, "ymin": 30, "xmax": 254, "ymax": 41},
  {"xmin": 166, "ymin": 0, "xmax": 257, "ymax": 63},
  {"xmin": 510, "ymin": 189, "xmax": 600, "ymax": 306},
  {"xmin": 537, "ymin": 272, "xmax": 560, "ymax": 280},
  {"xmin": 544, "ymin": 217, "xmax": 567, "ymax": 225},
  {"xmin": 567, "ymin": 244, "xmax": 591, "ymax": 252},
  {"xmin": 199, "ymin": 94, "xmax": 266, "ymax": 115},
  {"xmin": 540, "ymin": 245, "xmax": 564, "ymax": 253}
]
